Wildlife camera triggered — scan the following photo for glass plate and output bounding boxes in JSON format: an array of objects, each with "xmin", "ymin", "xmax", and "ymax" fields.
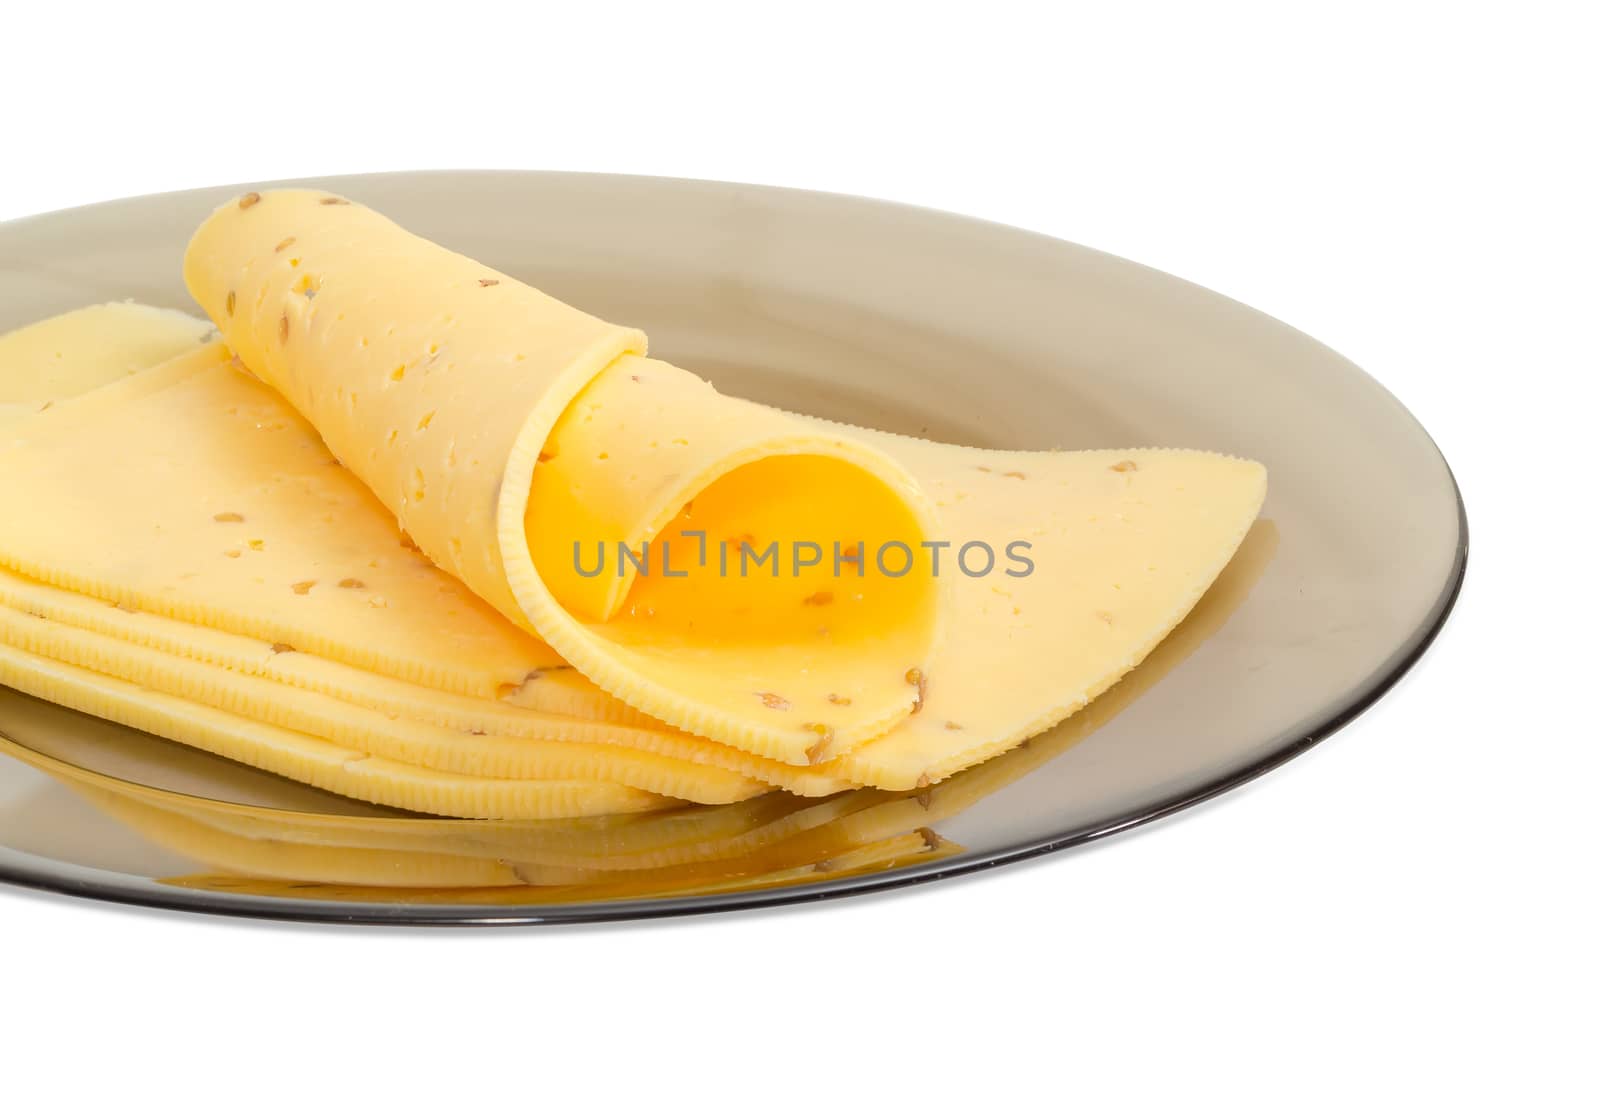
[{"xmin": 0, "ymin": 171, "xmax": 1466, "ymax": 924}]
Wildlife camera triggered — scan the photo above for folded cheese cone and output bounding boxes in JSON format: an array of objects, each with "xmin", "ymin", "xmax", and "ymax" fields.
[{"xmin": 184, "ymin": 190, "xmax": 945, "ymax": 764}]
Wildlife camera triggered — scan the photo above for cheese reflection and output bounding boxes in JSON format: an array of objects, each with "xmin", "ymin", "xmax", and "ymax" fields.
[{"xmin": 0, "ymin": 521, "xmax": 1274, "ymax": 906}]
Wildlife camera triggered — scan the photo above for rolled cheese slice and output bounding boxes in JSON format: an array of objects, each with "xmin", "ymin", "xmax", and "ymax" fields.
[{"xmin": 184, "ymin": 190, "xmax": 945, "ymax": 765}]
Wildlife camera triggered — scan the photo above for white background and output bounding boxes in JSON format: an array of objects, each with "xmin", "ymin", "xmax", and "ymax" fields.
[{"xmin": 1, "ymin": 3, "xmax": 1594, "ymax": 1106}]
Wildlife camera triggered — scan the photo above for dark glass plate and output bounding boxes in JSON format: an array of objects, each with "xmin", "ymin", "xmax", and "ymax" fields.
[{"xmin": 0, "ymin": 171, "xmax": 1465, "ymax": 924}]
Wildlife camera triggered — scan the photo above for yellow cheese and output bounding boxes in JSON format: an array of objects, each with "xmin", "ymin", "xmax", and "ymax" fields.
[
  {"xmin": 0, "ymin": 344, "xmax": 853, "ymax": 796},
  {"xmin": 0, "ymin": 642, "xmax": 673, "ymax": 819},
  {"xmin": 1, "ymin": 521, "xmax": 1268, "ymax": 893},
  {"xmin": 0, "ymin": 296, "xmax": 1264, "ymax": 812},
  {"xmin": 0, "ymin": 565, "xmax": 850, "ymax": 796},
  {"xmin": 522, "ymin": 354, "xmax": 944, "ymax": 764},
  {"xmin": 0, "ymin": 182, "xmax": 1268, "ymax": 820},
  {"xmin": 175, "ymin": 190, "xmax": 1265, "ymax": 784},
  {"xmin": 0, "ymin": 301, "xmax": 213, "ymax": 411},
  {"xmin": 0, "ymin": 604, "xmax": 767, "ymax": 804},
  {"xmin": 184, "ymin": 191, "xmax": 944, "ymax": 763},
  {"xmin": 814, "ymin": 439, "xmax": 1267, "ymax": 788},
  {"xmin": 0, "ymin": 344, "xmax": 575, "ymax": 701}
]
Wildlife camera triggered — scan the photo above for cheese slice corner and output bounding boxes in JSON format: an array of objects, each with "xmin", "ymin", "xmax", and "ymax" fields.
[{"xmin": 0, "ymin": 300, "xmax": 214, "ymax": 417}]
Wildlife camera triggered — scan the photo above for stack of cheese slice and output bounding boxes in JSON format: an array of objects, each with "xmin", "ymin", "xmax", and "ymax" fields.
[
  {"xmin": 0, "ymin": 191, "xmax": 1267, "ymax": 819},
  {"xmin": 0, "ymin": 508, "xmax": 1274, "ymax": 897}
]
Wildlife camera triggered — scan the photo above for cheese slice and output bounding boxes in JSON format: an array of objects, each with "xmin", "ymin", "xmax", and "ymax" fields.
[
  {"xmin": 185, "ymin": 191, "xmax": 945, "ymax": 764},
  {"xmin": 812, "ymin": 438, "xmax": 1267, "ymax": 788},
  {"xmin": 0, "ymin": 301, "xmax": 213, "ymax": 424},
  {"xmin": 0, "ymin": 300, "xmax": 214, "ymax": 405},
  {"xmin": 0, "ymin": 343, "xmax": 579, "ymax": 702}
]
